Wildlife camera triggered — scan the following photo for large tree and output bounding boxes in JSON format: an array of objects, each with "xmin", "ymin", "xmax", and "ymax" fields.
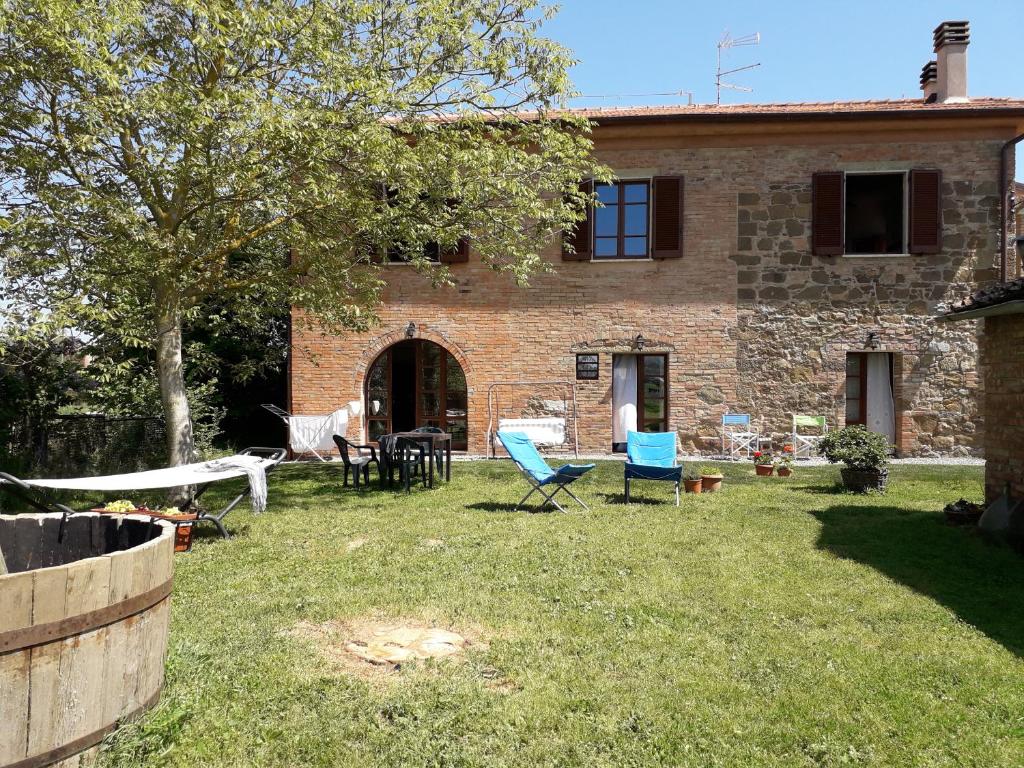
[{"xmin": 0, "ymin": 0, "xmax": 599, "ymax": 467}]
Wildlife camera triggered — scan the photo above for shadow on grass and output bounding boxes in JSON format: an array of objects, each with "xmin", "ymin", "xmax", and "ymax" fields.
[
  {"xmin": 465, "ymin": 501, "xmax": 560, "ymax": 514},
  {"xmin": 600, "ymin": 492, "xmax": 668, "ymax": 506},
  {"xmin": 813, "ymin": 504, "xmax": 1024, "ymax": 657}
]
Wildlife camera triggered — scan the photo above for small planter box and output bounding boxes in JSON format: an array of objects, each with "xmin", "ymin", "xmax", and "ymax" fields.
[
  {"xmin": 683, "ymin": 478, "xmax": 703, "ymax": 494},
  {"xmin": 777, "ymin": 467, "xmax": 793, "ymax": 478},
  {"xmin": 755, "ymin": 464, "xmax": 774, "ymax": 477},
  {"xmin": 701, "ymin": 475, "xmax": 723, "ymax": 493},
  {"xmin": 93, "ymin": 508, "xmax": 198, "ymax": 552}
]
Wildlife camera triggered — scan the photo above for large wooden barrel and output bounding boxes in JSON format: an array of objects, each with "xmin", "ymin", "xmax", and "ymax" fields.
[{"xmin": 0, "ymin": 513, "xmax": 175, "ymax": 768}]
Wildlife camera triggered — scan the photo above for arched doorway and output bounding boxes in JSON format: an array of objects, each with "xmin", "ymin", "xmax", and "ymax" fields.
[{"xmin": 365, "ymin": 339, "xmax": 468, "ymax": 450}]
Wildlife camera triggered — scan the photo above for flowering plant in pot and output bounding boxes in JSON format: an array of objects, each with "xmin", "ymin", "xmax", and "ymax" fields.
[
  {"xmin": 775, "ymin": 446, "xmax": 794, "ymax": 477},
  {"xmin": 753, "ymin": 451, "xmax": 774, "ymax": 476},
  {"xmin": 818, "ymin": 425, "xmax": 891, "ymax": 493},
  {"xmin": 698, "ymin": 465, "xmax": 723, "ymax": 492},
  {"xmin": 683, "ymin": 470, "xmax": 703, "ymax": 494}
]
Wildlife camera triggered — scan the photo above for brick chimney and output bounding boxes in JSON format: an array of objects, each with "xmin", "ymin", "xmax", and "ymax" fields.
[
  {"xmin": 933, "ymin": 20, "xmax": 969, "ymax": 103},
  {"xmin": 920, "ymin": 60, "xmax": 938, "ymax": 103}
]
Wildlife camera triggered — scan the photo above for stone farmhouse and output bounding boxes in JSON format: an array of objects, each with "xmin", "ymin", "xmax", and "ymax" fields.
[{"xmin": 290, "ymin": 21, "xmax": 1024, "ymax": 458}]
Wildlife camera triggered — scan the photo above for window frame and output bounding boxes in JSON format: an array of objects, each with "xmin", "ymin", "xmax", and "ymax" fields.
[
  {"xmin": 842, "ymin": 170, "xmax": 910, "ymax": 259},
  {"xmin": 592, "ymin": 179, "xmax": 652, "ymax": 261}
]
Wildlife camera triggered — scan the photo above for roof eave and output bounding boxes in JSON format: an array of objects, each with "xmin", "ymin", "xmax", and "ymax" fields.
[
  {"xmin": 589, "ymin": 106, "xmax": 1024, "ymax": 127},
  {"xmin": 939, "ymin": 300, "xmax": 1024, "ymax": 321}
]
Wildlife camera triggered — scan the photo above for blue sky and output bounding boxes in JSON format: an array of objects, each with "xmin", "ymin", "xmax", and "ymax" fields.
[{"xmin": 544, "ymin": 0, "xmax": 1024, "ymax": 177}]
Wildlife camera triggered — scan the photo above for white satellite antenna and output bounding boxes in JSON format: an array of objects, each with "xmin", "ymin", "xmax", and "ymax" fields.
[{"xmin": 716, "ymin": 31, "xmax": 761, "ymax": 105}]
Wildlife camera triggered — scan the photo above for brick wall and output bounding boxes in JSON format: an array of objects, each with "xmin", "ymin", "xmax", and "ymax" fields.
[
  {"xmin": 291, "ymin": 133, "xmax": 1004, "ymax": 456},
  {"xmin": 979, "ymin": 313, "xmax": 1024, "ymax": 504}
]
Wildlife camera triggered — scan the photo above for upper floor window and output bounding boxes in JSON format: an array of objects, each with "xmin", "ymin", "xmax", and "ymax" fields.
[
  {"xmin": 387, "ymin": 242, "xmax": 441, "ymax": 264},
  {"xmin": 812, "ymin": 169, "xmax": 942, "ymax": 257},
  {"xmin": 594, "ymin": 181, "xmax": 650, "ymax": 259},
  {"xmin": 846, "ymin": 173, "xmax": 905, "ymax": 255}
]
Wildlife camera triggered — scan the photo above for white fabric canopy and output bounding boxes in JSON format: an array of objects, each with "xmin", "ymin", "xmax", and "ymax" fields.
[
  {"xmin": 4, "ymin": 454, "xmax": 274, "ymax": 512},
  {"xmin": 866, "ymin": 353, "xmax": 896, "ymax": 445},
  {"xmin": 612, "ymin": 355, "xmax": 638, "ymax": 444}
]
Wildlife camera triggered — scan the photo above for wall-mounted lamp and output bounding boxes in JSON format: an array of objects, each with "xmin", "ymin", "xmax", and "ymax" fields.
[
  {"xmin": 634, "ymin": 333, "xmax": 647, "ymax": 351},
  {"xmin": 866, "ymin": 331, "xmax": 880, "ymax": 350},
  {"xmin": 405, "ymin": 321, "xmax": 416, "ymax": 339}
]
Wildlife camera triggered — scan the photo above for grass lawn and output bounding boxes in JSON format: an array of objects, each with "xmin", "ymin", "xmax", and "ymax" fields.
[{"xmin": 96, "ymin": 460, "xmax": 1024, "ymax": 767}]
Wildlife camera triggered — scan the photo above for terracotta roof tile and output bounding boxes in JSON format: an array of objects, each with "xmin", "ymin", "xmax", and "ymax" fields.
[
  {"xmin": 947, "ymin": 277, "xmax": 1024, "ymax": 314},
  {"xmin": 418, "ymin": 97, "xmax": 1024, "ymax": 124}
]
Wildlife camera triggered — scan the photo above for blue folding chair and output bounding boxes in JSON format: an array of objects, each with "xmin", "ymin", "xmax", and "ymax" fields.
[
  {"xmin": 624, "ymin": 431, "xmax": 683, "ymax": 506},
  {"xmin": 497, "ymin": 431, "xmax": 595, "ymax": 512}
]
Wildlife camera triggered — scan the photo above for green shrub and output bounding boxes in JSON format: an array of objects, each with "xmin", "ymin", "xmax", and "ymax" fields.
[{"xmin": 818, "ymin": 426, "xmax": 890, "ymax": 471}]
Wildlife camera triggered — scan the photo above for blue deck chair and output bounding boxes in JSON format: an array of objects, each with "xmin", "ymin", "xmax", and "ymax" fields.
[
  {"xmin": 497, "ymin": 431, "xmax": 595, "ymax": 512},
  {"xmin": 624, "ymin": 431, "xmax": 682, "ymax": 506}
]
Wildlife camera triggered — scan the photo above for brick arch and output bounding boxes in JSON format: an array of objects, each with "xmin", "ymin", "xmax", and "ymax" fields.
[{"xmin": 351, "ymin": 326, "xmax": 474, "ymax": 394}]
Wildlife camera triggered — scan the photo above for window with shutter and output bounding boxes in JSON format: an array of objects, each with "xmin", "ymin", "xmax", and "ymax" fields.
[
  {"xmin": 439, "ymin": 237, "xmax": 469, "ymax": 264},
  {"xmin": 812, "ymin": 172, "xmax": 845, "ymax": 256},
  {"xmin": 908, "ymin": 169, "xmax": 942, "ymax": 254},
  {"xmin": 652, "ymin": 176, "xmax": 684, "ymax": 259},
  {"xmin": 562, "ymin": 179, "xmax": 593, "ymax": 261}
]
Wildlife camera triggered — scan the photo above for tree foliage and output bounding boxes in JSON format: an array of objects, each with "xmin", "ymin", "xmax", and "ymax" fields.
[{"xmin": 0, "ymin": 0, "xmax": 601, "ymax": 466}]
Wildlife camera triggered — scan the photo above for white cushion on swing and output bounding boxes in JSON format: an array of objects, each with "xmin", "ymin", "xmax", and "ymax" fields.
[{"xmin": 498, "ymin": 418, "xmax": 565, "ymax": 446}]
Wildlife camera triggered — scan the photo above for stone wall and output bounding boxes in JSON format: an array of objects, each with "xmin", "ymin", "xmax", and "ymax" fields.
[
  {"xmin": 732, "ymin": 166, "xmax": 1000, "ymax": 455},
  {"xmin": 979, "ymin": 313, "xmax": 1024, "ymax": 503},
  {"xmin": 291, "ymin": 132, "xmax": 1004, "ymax": 457}
]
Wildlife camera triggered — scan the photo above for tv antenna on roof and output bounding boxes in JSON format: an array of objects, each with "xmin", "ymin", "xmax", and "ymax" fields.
[{"xmin": 716, "ymin": 31, "xmax": 761, "ymax": 105}]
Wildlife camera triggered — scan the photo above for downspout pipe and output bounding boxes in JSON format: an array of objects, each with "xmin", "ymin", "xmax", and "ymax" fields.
[{"xmin": 999, "ymin": 131, "xmax": 1024, "ymax": 282}]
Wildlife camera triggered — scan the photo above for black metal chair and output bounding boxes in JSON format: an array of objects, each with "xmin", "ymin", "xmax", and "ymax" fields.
[
  {"xmin": 389, "ymin": 436, "xmax": 428, "ymax": 492},
  {"xmin": 332, "ymin": 435, "xmax": 379, "ymax": 488},
  {"xmin": 412, "ymin": 425, "xmax": 445, "ymax": 478}
]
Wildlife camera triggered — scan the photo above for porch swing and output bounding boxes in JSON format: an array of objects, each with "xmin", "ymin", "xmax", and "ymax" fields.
[{"xmin": 485, "ymin": 380, "xmax": 580, "ymax": 459}]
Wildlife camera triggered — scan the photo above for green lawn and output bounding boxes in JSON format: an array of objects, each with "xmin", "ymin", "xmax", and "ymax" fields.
[{"xmin": 98, "ymin": 460, "xmax": 1024, "ymax": 767}]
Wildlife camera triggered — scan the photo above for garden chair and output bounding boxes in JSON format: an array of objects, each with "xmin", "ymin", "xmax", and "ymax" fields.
[
  {"xmin": 624, "ymin": 431, "xmax": 683, "ymax": 506},
  {"xmin": 497, "ymin": 431, "xmax": 594, "ymax": 512},
  {"xmin": 721, "ymin": 413, "xmax": 759, "ymax": 459},
  {"xmin": 332, "ymin": 435, "xmax": 380, "ymax": 488},
  {"xmin": 412, "ymin": 425, "xmax": 446, "ymax": 477},
  {"xmin": 388, "ymin": 436, "xmax": 428, "ymax": 493},
  {"xmin": 792, "ymin": 414, "xmax": 828, "ymax": 458}
]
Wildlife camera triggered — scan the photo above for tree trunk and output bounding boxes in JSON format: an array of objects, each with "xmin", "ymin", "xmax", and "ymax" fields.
[{"xmin": 154, "ymin": 300, "xmax": 195, "ymax": 505}]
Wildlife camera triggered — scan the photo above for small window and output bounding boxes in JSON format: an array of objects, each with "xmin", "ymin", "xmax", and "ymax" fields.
[
  {"xmin": 846, "ymin": 173, "xmax": 905, "ymax": 255},
  {"xmin": 387, "ymin": 242, "xmax": 440, "ymax": 264},
  {"xmin": 576, "ymin": 354, "xmax": 599, "ymax": 380},
  {"xmin": 593, "ymin": 181, "xmax": 649, "ymax": 259}
]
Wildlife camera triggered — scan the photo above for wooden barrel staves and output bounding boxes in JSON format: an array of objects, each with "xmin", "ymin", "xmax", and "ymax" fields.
[{"xmin": 0, "ymin": 513, "xmax": 175, "ymax": 768}]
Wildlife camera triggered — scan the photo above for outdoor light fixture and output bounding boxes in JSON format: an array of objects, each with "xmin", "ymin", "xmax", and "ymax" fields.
[
  {"xmin": 634, "ymin": 333, "xmax": 647, "ymax": 351},
  {"xmin": 866, "ymin": 331, "xmax": 880, "ymax": 350},
  {"xmin": 405, "ymin": 321, "xmax": 416, "ymax": 338}
]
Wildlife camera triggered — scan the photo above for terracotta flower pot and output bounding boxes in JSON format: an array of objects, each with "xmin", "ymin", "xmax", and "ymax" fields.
[
  {"xmin": 755, "ymin": 464, "xmax": 774, "ymax": 477},
  {"xmin": 777, "ymin": 467, "xmax": 792, "ymax": 477},
  {"xmin": 683, "ymin": 478, "xmax": 703, "ymax": 494},
  {"xmin": 701, "ymin": 475, "xmax": 723, "ymax": 492}
]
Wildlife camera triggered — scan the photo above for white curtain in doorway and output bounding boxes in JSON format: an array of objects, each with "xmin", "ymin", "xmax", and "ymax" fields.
[
  {"xmin": 865, "ymin": 353, "xmax": 896, "ymax": 446},
  {"xmin": 612, "ymin": 355, "xmax": 638, "ymax": 444}
]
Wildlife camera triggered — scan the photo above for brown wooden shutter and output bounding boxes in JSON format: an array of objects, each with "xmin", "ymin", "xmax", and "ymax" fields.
[
  {"xmin": 652, "ymin": 176, "xmax": 684, "ymax": 259},
  {"xmin": 562, "ymin": 179, "xmax": 593, "ymax": 261},
  {"xmin": 440, "ymin": 237, "xmax": 469, "ymax": 263},
  {"xmin": 812, "ymin": 171, "xmax": 845, "ymax": 256},
  {"xmin": 908, "ymin": 169, "xmax": 943, "ymax": 254}
]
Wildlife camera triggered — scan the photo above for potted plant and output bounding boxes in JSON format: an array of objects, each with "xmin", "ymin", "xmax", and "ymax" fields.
[
  {"xmin": 753, "ymin": 451, "xmax": 774, "ymax": 476},
  {"xmin": 775, "ymin": 446, "xmax": 794, "ymax": 477},
  {"xmin": 683, "ymin": 470, "xmax": 703, "ymax": 494},
  {"xmin": 818, "ymin": 425, "xmax": 891, "ymax": 493},
  {"xmin": 93, "ymin": 499, "xmax": 198, "ymax": 552},
  {"xmin": 699, "ymin": 465, "xmax": 723, "ymax": 493}
]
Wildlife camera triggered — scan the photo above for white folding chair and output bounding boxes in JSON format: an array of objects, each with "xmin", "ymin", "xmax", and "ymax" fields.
[
  {"xmin": 792, "ymin": 414, "xmax": 828, "ymax": 458},
  {"xmin": 721, "ymin": 413, "xmax": 759, "ymax": 459}
]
